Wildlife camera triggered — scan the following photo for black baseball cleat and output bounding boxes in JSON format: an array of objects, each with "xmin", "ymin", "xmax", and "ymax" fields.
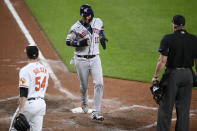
[{"xmin": 91, "ymin": 111, "xmax": 104, "ymax": 121}]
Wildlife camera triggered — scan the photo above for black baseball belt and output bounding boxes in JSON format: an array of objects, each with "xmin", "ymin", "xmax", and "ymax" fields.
[
  {"xmin": 27, "ymin": 97, "xmax": 44, "ymax": 101},
  {"xmin": 167, "ymin": 67, "xmax": 190, "ymax": 70},
  {"xmin": 77, "ymin": 55, "xmax": 96, "ymax": 59},
  {"xmin": 175, "ymin": 67, "xmax": 189, "ymax": 70}
]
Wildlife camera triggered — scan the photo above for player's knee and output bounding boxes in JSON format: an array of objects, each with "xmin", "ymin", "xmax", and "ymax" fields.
[
  {"xmin": 80, "ymin": 87, "xmax": 88, "ymax": 93},
  {"xmin": 94, "ymin": 81, "xmax": 103, "ymax": 88},
  {"xmin": 80, "ymin": 84, "xmax": 88, "ymax": 90}
]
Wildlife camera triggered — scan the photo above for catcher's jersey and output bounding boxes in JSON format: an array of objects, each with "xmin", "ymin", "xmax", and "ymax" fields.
[
  {"xmin": 19, "ymin": 62, "xmax": 49, "ymax": 98},
  {"xmin": 66, "ymin": 18, "xmax": 103, "ymax": 55}
]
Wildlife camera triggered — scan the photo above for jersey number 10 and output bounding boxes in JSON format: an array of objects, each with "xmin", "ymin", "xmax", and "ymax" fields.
[
  {"xmin": 35, "ymin": 76, "xmax": 47, "ymax": 91},
  {"xmin": 95, "ymin": 37, "xmax": 99, "ymax": 44}
]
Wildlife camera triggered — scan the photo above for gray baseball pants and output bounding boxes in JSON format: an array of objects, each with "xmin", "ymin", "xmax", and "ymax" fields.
[{"xmin": 74, "ymin": 55, "xmax": 103, "ymax": 112}]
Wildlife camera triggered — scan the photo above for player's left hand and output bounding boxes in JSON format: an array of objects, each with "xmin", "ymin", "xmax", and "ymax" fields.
[
  {"xmin": 14, "ymin": 113, "xmax": 30, "ymax": 131},
  {"xmin": 100, "ymin": 36, "xmax": 108, "ymax": 50}
]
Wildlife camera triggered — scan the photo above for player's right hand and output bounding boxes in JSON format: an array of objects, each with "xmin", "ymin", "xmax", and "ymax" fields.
[{"xmin": 79, "ymin": 38, "xmax": 89, "ymax": 47}]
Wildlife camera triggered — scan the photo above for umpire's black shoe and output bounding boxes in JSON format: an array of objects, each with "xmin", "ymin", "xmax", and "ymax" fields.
[{"xmin": 91, "ymin": 111, "xmax": 104, "ymax": 121}]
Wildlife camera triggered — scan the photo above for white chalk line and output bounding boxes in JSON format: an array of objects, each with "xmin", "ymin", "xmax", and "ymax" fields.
[
  {"xmin": 0, "ymin": 58, "xmax": 10, "ymax": 62},
  {"xmin": 0, "ymin": 96, "xmax": 18, "ymax": 102},
  {"xmin": 0, "ymin": 117, "xmax": 12, "ymax": 122},
  {"xmin": 4, "ymin": 0, "xmax": 77, "ymax": 100},
  {"xmin": 136, "ymin": 114, "xmax": 196, "ymax": 130},
  {"xmin": 112, "ymin": 104, "xmax": 197, "ymax": 113},
  {"xmin": 111, "ymin": 105, "xmax": 158, "ymax": 113}
]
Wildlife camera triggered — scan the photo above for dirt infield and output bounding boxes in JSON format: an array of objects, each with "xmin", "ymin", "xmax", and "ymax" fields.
[{"xmin": 0, "ymin": 0, "xmax": 197, "ymax": 130}]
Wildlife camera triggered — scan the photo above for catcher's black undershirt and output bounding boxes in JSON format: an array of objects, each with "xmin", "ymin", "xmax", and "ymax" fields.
[{"xmin": 159, "ymin": 29, "xmax": 197, "ymax": 68}]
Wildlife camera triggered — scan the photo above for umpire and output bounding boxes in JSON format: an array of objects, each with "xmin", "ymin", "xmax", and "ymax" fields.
[{"xmin": 152, "ymin": 14, "xmax": 197, "ymax": 131}]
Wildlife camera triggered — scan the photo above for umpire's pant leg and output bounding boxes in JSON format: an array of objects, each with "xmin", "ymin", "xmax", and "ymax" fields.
[
  {"xmin": 157, "ymin": 77, "xmax": 177, "ymax": 131},
  {"xmin": 175, "ymin": 71, "xmax": 193, "ymax": 131}
]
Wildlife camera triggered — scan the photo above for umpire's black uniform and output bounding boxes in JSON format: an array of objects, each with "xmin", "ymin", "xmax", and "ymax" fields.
[{"xmin": 157, "ymin": 15, "xmax": 197, "ymax": 131}]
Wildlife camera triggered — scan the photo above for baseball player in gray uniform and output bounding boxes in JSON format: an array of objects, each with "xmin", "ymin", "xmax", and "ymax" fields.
[{"xmin": 66, "ymin": 4, "xmax": 108, "ymax": 121}]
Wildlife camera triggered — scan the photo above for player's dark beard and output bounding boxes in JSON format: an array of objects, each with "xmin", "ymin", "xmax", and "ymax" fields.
[
  {"xmin": 83, "ymin": 20, "xmax": 89, "ymax": 26},
  {"xmin": 89, "ymin": 16, "xmax": 93, "ymax": 22},
  {"xmin": 84, "ymin": 16, "xmax": 93, "ymax": 24}
]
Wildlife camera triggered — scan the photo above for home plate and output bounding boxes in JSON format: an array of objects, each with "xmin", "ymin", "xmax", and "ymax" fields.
[{"xmin": 71, "ymin": 107, "xmax": 93, "ymax": 114}]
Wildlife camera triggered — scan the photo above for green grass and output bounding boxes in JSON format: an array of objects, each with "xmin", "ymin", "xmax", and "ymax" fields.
[{"xmin": 24, "ymin": 0, "xmax": 197, "ymax": 82}]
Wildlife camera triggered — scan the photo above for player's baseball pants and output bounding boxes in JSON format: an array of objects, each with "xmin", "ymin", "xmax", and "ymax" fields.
[
  {"xmin": 74, "ymin": 55, "xmax": 103, "ymax": 112},
  {"xmin": 9, "ymin": 98, "xmax": 46, "ymax": 131},
  {"xmin": 157, "ymin": 68, "xmax": 193, "ymax": 131}
]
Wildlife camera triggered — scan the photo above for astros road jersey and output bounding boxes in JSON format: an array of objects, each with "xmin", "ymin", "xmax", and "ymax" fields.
[
  {"xmin": 19, "ymin": 62, "xmax": 49, "ymax": 98},
  {"xmin": 66, "ymin": 18, "xmax": 103, "ymax": 55}
]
